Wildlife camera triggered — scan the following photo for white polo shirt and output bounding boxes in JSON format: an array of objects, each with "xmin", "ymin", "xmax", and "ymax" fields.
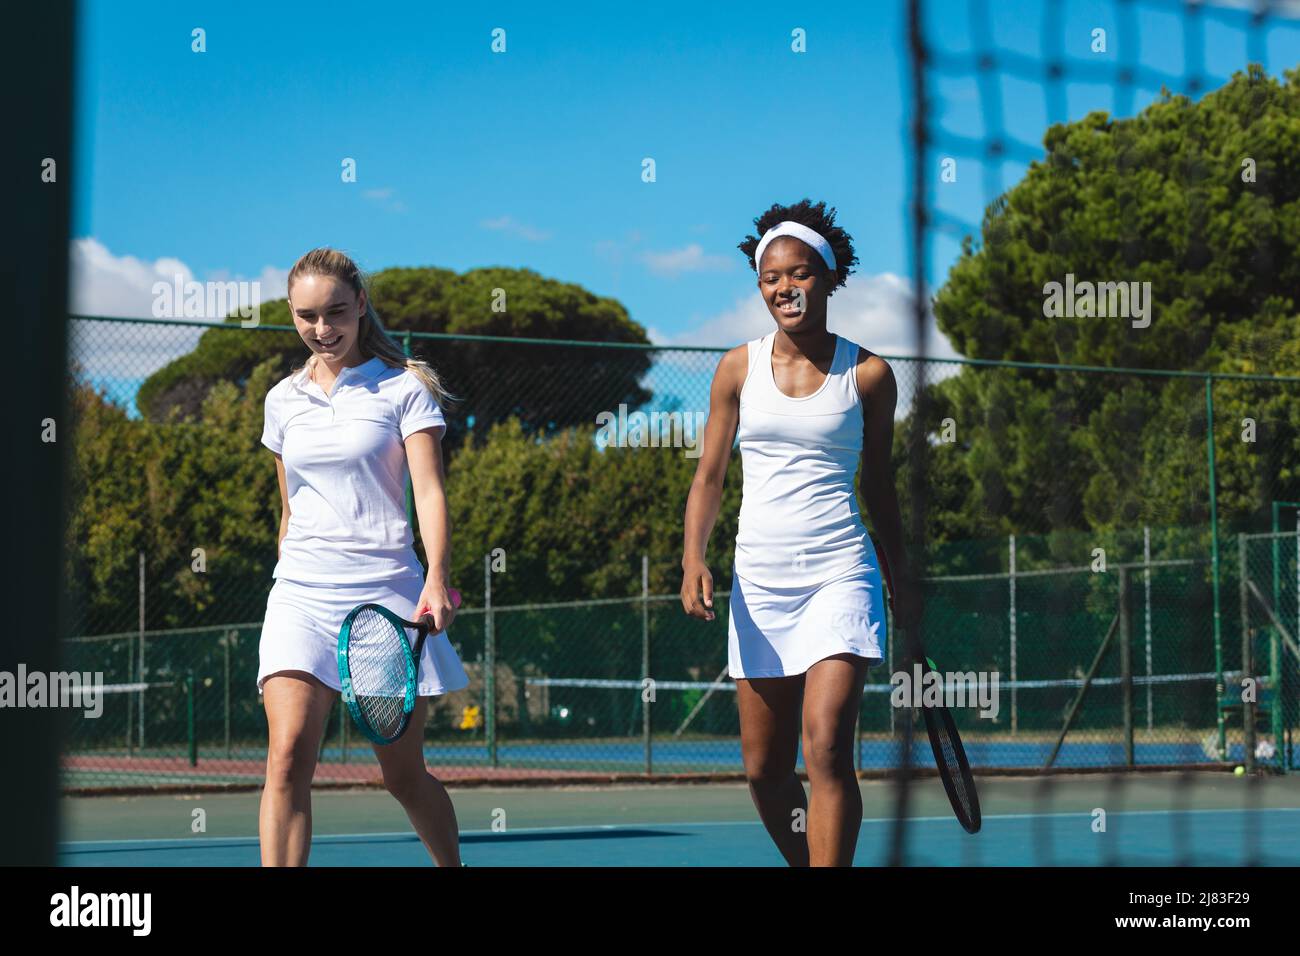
[{"xmin": 261, "ymin": 356, "xmax": 446, "ymax": 584}]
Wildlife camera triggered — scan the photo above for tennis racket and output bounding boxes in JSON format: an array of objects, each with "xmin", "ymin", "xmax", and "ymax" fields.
[
  {"xmin": 337, "ymin": 588, "xmax": 461, "ymax": 746},
  {"xmin": 913, "ymin": 653, "xmax": 982, "ymax": 834}
]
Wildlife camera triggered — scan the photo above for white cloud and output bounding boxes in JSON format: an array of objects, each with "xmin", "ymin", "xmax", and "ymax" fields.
[
  {"xmin": 362, "ymin": 187, "xmax": 407, "ymax": 213},
  {"xmin": 204, "ymin": 263, "xmax": 291, "ymax": 306},
  {"xmin": 643, "ymin": 325, "xmax": 671, "ymax": 345},
  {"xmin": 674, "ymin": 271, "xmax": 959, "ymax": 357},
  {"xmin": 67, "ymin": 239, "xmax": 292, "ymax": 412},
  {"xmin": 666, "ymin": 271, "xmax": 965, "ymax": 417},
  {"xmin": 69, "ymin": 238, "xmax": 289, "ymax": 320},
  {"xmin": 70, "ymin": 238, "xmax": 194, "ymax": 319},
  {"xmin": 481, "ymin": 215, "xmax": 551, "ymax": 242},
  {"xmin": 641, "ymin": 243, "xmax": 734, "ymax": 277}
]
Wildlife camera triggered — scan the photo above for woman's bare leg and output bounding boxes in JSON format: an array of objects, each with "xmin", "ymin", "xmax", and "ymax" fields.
[
  {"xmin": 801, "ymin": 654, "xmax": 869, "ymax": 866},
  {"xmin": 736, "ymin": 675, "xmax": 809, "ymax": 866},
  {"xmin": 372, "ymin": 697, "xmax": 461, "ymax": 867},
  {"xmin": 259, "ymin": 672, "xmax": 336, "ymax": 866}
]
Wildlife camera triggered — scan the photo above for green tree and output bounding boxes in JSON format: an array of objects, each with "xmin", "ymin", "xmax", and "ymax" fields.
[
  {"xmin": 915, "ymin": 64, "xmax": 1300, "ymax": 546},
  {"xmin": 66, "ymin": 359, "xmax": 283, "ymax": 638},
  {"xmin": 442, "ymin": 417, "xmax": 741, "ymax": 729},
  {"xmin": 135, "ymin": 267, "xmax": 652, "ymax": 453}
]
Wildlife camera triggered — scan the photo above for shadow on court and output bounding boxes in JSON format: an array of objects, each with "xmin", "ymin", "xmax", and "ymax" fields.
[{"xmin": 58, "ymin": 775, "xmax": 1300, "ymax": 867}]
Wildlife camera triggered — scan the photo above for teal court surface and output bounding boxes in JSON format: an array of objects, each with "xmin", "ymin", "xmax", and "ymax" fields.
[{"xmin": 59, "ymin": 773, "xmax": 1300, "ymax": 866}]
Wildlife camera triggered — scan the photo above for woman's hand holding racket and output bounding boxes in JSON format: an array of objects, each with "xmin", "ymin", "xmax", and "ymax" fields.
[
  {"xmin": 337, "ymin": 587, "xmax": 462, "ymax": 746},
  {"xmin": 415, "ymin": 585, "xmax": 462, "ymax": 634}
]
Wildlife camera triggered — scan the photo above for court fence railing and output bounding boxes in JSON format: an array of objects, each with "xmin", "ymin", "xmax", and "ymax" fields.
[
  {"xmin": 58, "ymin": 315, "xmax": 1300, "ymax": 789},
  {"xmin": 59, "ymin": 527, "xmax": 1300, "ymax": 791}
]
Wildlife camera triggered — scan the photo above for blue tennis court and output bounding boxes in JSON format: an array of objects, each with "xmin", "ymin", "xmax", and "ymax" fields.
[
  {"xmin": 58, "ymin": 776, "xmax": 1300, "ymax": 867},
  {"xmin": 58, "ymin": 812, "xmax": 1300, "ymax": 867}
]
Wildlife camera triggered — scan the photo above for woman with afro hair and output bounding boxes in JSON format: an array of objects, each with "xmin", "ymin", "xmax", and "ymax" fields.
[{"xmin": 680, "ymin": 199, "xmax": 916, "ymax": 866}]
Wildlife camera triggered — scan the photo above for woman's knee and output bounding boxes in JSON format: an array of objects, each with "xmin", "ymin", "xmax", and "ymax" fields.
[
  {"xmin": 743, "ymin": 745, "xmax": 797, "ymax": 789},
  {"xmin": 264, "ymin": 738, "xmax": 317, "ymax": 791},
  {"xmin": 380, "ymin": 760, "xmax": 429, "ymax": 802},
  {"xmin": 802, "ymin": 723, "xmax": 855, "ymax": 779}
]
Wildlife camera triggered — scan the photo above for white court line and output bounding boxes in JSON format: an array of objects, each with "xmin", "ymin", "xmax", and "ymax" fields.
[{"xmin": 58, "ymin": 806, "xmax": 1300, "ymax": 850}]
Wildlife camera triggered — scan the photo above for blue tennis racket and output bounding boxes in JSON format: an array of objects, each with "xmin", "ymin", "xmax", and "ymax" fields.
[{"xmin": 337, "ymin": 588, "xmax": 461, "ymax": 745}]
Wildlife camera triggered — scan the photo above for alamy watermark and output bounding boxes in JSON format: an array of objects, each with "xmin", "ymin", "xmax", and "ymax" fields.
[
  {"xmin": 50, "ymin": 886, "xmax": 151, "ymax": 935},
  {"xmin": 152, "ymin": 274, "xmax": 262, "ymax": 327},
  {"xmin": 595, "ymin": 404, "xmax": 706, "ymax": 458},
  {"xmin": 890, "ymin": 662, "xmax": 1001, "ymax": 719},
  {"xmin": 0, "ymin": 667, "xmax": 106, "ymax": 718},
  {"xmin": 1042, "ymin": 273, "xmax": 1151, "ymax": 329}
]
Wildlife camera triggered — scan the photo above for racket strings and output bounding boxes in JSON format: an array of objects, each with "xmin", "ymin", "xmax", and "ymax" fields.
[
  {"xmin": 938, "ymin": 728, "xmax": 972, "ymax": 810},
  {"xmin": 346, "ymin": 608, "xmax": 413, "ymax": 740},
  {"xmin": 912, "ymin": 653, "xmax": 980, "ymax": 832}
]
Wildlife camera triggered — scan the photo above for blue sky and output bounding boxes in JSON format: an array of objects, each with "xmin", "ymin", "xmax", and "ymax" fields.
[{"xmin": 70, "ymin": 0, "xmax": 1300, "ymax": 366}]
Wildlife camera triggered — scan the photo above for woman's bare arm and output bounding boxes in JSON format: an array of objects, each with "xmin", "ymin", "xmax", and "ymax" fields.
[
  {"xmin": 856, "ymin": 350, "xmax": 916, "ymax": 627},
  {"xmin": 680, "ymin": 345, "xmax": 746, "ymax": 620},
  {"xmin": 273, "ymin": 454, "xmax": 290, "ymax": 560},
  {"xmin": 405, "ymin": 426, "xmax": 456, "ymax": 633}
]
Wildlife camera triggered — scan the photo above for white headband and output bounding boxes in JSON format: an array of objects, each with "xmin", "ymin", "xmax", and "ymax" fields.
[{"xmin": 753, "ymin": 221, "xmax": 837, "ymax": 275}]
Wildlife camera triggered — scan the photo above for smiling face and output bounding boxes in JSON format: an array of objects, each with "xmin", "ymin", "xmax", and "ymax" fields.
[
  {"xmin": 757, "ymin": 236, "xmax": 834, "ymax": 333},
  {"xmin": 288, "ymin": 274, "xmax": 367, "ymax": 367}
]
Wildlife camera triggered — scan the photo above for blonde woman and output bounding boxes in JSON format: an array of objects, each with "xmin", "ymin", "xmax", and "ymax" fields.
[{"xmin": 257, "ymin": 248, "xmax": 467, "ymax": 866}]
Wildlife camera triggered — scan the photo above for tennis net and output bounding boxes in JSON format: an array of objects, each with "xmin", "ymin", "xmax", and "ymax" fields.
[
  {"xmin": 517, "ymin": 668, "xmax": 1265, "ymax": 773},
  {"xmin": 895, "ymin": 0, "xmax": 1300, "ymax": 864}
]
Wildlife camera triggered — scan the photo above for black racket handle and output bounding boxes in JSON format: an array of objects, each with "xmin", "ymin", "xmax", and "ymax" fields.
[
  {"xmin": 405, "ymin": 587, "xmax": 461, "ymax": 658},
  {"xmin": 410, "ymin": 624, "xmax": 430, "ymax": 659}
]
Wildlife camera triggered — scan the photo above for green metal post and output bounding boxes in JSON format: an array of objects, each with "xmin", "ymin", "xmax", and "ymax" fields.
[
  {"xmin": 1206, "ymin": 377, "xmax": 1226, "ymax": 760},
  {"xmin": 642, "ymin": 555, "xmax": 651, "ymax": 775},
  {"xmin": 1119, "ymin": 567, "xmax": 1133, "ymax": 767},
  {"xmin": 1240, "ymin": 534, "xmax": 1256, "ymax": 773},
  {"xmin": 125, "ymin": 631, "xmax": 134, "ymax": 757},
  {"xmin": 1271, "ymin": 503, "xmax": 1280, "ymax": 769},
  {"xmin": 1271, "ymin": 502, "xmax": 1280, "ymax": 636},
  {"xmin": 1143, "ymin": 526, "xmax": 1153, "ymax": 732},
  {"xmin": 1273, "ymin": 501, "xmax": 1300, "ymax": 771},
  {"xmin": 223, "ymin": 631, "xmax": 231, "ymax": 759},
  {"xmin": 485, "ymin": 554, "xmax": 497, "ymax": 768},
  {"xmin": 1009, "ymin": 534, "xmax": 1017, "ymax": 735},
  {"xmin": 1274, "ymin": 504, "xmax": 1284, "ymax": 775},
  {"xmin": 186, "ymin": 671, "xmax": 197, "ymax": 768},
  {"xmin": 886, "ymin": 594, "xmax": 894, "ymax": 737},
  {"xmin": 138, "ymin": 551, "xmax": 146, "ymax": 751}
]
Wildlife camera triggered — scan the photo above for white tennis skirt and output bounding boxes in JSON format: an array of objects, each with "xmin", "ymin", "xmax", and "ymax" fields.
[
  {"xmin": 728, "ymin": 561, "xmax": 887, "ymax": 679},
  {"xmin": 258, "ymin": 576, "xmax": 469, "ymax": 697}
]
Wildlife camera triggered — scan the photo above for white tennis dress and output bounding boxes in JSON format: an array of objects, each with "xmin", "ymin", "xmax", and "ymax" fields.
[
  {"xmin": 728, "ymin": 332, "xmax": 887, "ymax": 678},
  {"xmin": 257, "ymin": 357, "xmax": 469, "ymax": 697}
]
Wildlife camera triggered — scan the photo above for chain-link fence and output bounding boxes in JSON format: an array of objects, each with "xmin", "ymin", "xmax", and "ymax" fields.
[
  {"xmin": 1236, "ymin": 528, "xmax": 1300, "ymax": 772},
  {"xmin": 59, "ymin": 315, "xmax": 1300, "ymax": 789}
]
